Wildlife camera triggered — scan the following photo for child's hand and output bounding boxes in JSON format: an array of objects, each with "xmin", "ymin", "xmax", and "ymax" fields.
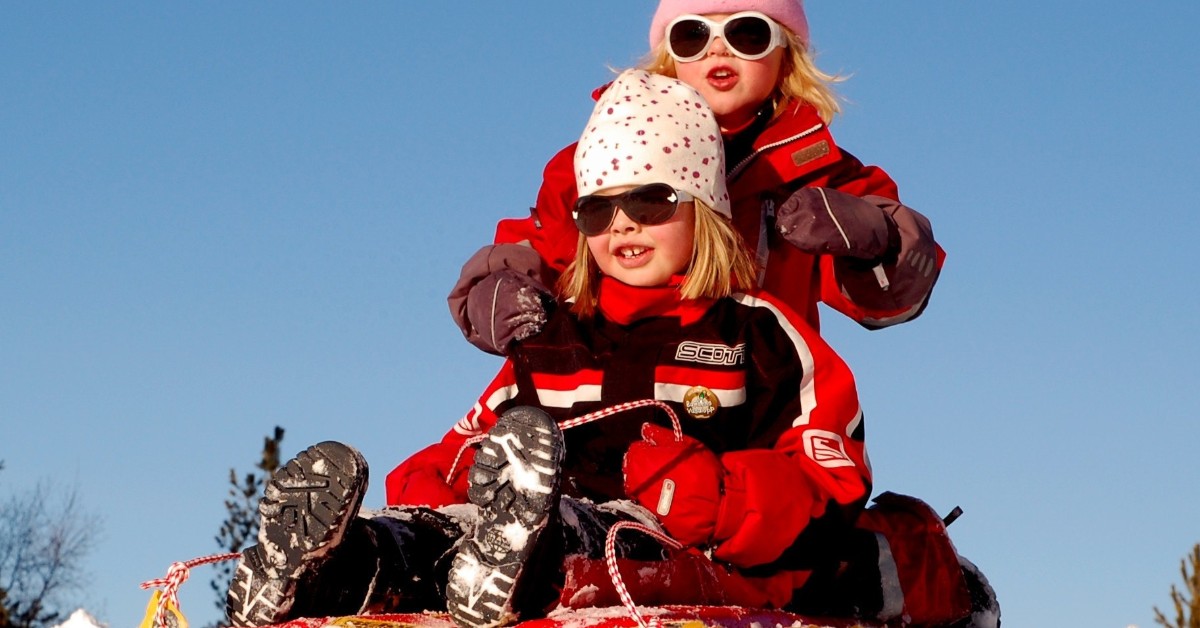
[
  {"xmin": 465, "ymin": 268, "xmax": 551, "ymax": 354},
  {"xmin": 622, "ymin": 423, "xmax": 724, "ymax": 547},
  {"xmin": 776, "ymin": 187, "xmax": 898, "ymax": 261},
  {"xmin": 449, "ymin": 243, "xmax": 553, "ymax": 355}
]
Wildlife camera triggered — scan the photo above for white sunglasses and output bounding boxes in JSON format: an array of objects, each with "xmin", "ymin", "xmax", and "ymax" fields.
[{"xmin": 665, "ymin": 11, "xmax": 788, "ymax": 63}]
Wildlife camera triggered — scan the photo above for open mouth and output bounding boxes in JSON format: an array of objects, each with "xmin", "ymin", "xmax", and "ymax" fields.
[
  {"xmin": 707, "ymin": 66, "xmax": 738, "ymax": 88},
  {"xmin": 613, "ymin": 245, "xmax": 653, "ymax": 267}
]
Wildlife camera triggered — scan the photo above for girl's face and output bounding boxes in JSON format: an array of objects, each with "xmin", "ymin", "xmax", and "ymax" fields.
[
  {"xmin": 672, "ymin": 14, "xmax": 785, "ymax": 133},
  {"xmin": 586, "ymin": 186, "xmax": 695, "ymax": 288}
]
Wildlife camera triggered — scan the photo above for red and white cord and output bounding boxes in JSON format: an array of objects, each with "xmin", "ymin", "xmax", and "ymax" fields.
[
  {"xmin": 558, "ymin": 399, "xmax": 683, "ymax": 441},
  {"xmin": 605, "ymin": 521, "xmax": 684, "ymax": 628},
  {"xmin": 445, "ymin": 433, "xmax": 488, "ymax": 486},
  {"xmin": 139, "ymin": 552, "xmax": 240, "ymax": 628},
  {"xmin": 447, "ymin": 398, "xmax": 683, "ymax": 486}
]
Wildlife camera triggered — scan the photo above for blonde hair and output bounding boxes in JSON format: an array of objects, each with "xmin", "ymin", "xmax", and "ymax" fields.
[
  {"xmin": 638, "ymin": 29, "xmax": 844, "ymax": 124},
  {"xmin": 560, "ymin": 199, "xmax": 758, "ymax": 319}
]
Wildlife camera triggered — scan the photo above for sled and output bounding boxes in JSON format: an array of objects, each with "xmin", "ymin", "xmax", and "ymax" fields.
[
  {"xmin": 256, "ymin": 606, "xmax": 878, "ymax": 628},
  {"xmin": 140, "ymin": 553, "xmax": 884, "ymax": 628}
]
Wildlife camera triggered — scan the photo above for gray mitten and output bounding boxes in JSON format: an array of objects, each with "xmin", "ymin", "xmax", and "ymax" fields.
[
  {"xmin": 464, "ymin": 269, "xmax": 551, "ymax": 355},
  {"xmin": 449, "ymin": 244, "xmax": 554, "ymax": 355},
  {"xmin": 776, "ymin": 187, "xmax": 898, "ymax": 260}
]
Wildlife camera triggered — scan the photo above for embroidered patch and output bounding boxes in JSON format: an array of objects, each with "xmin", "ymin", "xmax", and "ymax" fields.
[
  {"xmin": 803, "ymin": 429, "xmax": 856, "ymax": 468},
  {"xmin": 683, "ymin": 385, "xmax": 720, "ymax": 419},
  {"xmin": 791, "ymin": 140, "xmax": 830, "ymax": 168}
]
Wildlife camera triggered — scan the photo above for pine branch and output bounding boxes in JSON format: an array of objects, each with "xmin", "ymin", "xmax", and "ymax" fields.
[{"xmin": 1154, "ymin": 543, "xmax": 1200, "ymax": 628}]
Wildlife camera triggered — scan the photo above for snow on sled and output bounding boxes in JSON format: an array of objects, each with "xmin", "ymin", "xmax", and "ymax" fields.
[{"xmin": 256, "ymin": 606, "xmax": 877, "ymax": 628}]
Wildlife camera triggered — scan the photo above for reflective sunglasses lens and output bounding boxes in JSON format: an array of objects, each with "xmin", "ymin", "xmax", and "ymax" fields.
[
  {"xmin": 724, "ymin": 15, "xmax": 774, "ymax": 57},
  {"xmin": 624, "ymin": 184, "xmax": 680, "ymax": 225},
  {"xmin": 573, "ymin": 196, "xmax": 617, "ymax": 235},
  {"xmin": 668, "ymin": 19, "xmax": 711, "ymax": 60}
]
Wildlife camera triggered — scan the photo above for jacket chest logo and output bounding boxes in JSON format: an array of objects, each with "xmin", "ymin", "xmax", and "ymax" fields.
[{"xmin": 675, "ymin": 341, "xmax": 745, "ymax": 366}]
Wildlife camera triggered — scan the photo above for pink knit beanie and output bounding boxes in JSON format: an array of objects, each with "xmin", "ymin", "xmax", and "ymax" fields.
[
  {"xmin": 649, "ymin": 0, "xmax": 809, "ymax": 50},
  {"xmin": 575, "ymin": 69, "xmax": 730, "ymax": 219}
]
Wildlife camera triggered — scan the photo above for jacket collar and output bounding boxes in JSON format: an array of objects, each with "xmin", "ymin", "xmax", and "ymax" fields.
[
  {"xmin": 727, "ymin": 99, "xmax": 841, "ymax": 185},
  {"xmin": 597, "ymin": 275, "xmax": 712, "ymax": 326}
]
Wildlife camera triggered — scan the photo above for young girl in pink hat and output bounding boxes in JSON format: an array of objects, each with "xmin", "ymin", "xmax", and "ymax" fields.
[{"xmin": 451, "ymin": 0, "xmax": 943, "ymax": 357}]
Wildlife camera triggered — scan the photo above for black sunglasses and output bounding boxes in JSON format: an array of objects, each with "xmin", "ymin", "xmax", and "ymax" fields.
[{"xmin": 572, "ymin": 183, "xmax": 694, "ymax": 236}]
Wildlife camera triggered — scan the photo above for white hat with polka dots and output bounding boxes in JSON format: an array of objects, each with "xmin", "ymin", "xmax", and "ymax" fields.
[{"xmin": 575, "ymin": 69, "xmax": 730, "ymax": 219}]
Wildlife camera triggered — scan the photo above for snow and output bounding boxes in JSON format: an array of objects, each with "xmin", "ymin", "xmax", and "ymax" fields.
[
  {"xmin": 565, "ymin": 583, "xmax": 601, "ymax": 607},
  {"xmin": 52, "ymin": 609, "xmax": 105, "ymax": 628},
  {"xmin": 501, "ymin": 520, "xmax": 531, "ymax": 551},
  {"xmin": 491, "ymin": 433, "xmax": 554, "ymax": 494}
]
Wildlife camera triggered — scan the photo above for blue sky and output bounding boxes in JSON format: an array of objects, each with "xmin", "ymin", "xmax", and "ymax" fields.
[{"xmin": 2, "ymin": 2, "xmax": 1198, "ymax": 627}]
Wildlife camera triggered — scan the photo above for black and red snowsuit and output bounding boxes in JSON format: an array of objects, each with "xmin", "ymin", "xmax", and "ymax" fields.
[{"xmin": 389, "ymin": 277, "xmax": 973, "ymax": 624}]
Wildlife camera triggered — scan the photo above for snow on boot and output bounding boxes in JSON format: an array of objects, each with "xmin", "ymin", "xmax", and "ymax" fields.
[
  {"xmin": 446, "ymin": 406, "xmax": 564, "ymax": 628},
  {"xmin": 226, "ymin": 440, "xmax": 369, "ymax": 626},
  {"xmin": 257, "ymin": 441, "xmax": 369, "ymax": 577}
]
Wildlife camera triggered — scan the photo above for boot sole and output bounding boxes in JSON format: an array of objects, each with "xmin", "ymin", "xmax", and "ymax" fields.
[
  {"xmin": 447, "ymin": 407, "xmax": 564, "ymax": 628},
  {"xmin": 226, "ymin": 544, "xmax": 294, "ymax": 627},
  {"xmin": 257, "ymin": 441, "xmax": 368, "ymax": 580}
]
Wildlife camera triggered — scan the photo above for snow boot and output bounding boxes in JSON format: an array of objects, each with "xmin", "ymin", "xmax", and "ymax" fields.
[
  {"xmin": 226, "ymin": 544, "xmax": 294, "ymax": 627},
  {"xmin": 226, "ymin": 440, "xmax": 370, "ymax": 626},
  {"xmin": 446, "ymin": 406, "xmax": 565, "ymax": 628},
  {"xmin": 947, "ymin": 556, "xmax": 1000, "ymax": 628},
  {"xmin": 786, "ymin": 527, "xmax": 905, "ymax": 623}
]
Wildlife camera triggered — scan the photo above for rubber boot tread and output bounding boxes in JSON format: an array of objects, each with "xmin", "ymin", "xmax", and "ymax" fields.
[{"xmin": 447, "ymin": 407, "xmax": 564, "ymax": 628}]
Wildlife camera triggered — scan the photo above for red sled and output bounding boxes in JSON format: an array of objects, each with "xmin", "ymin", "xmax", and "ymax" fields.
[{"xmin": 260, "ymin": 606, "xmax": 877, "ymax": 628}]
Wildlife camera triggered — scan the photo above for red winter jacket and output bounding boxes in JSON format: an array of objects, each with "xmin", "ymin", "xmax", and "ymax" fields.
[
  {"xmin": 388, "ymin": 278, "xmax": 871, "ymax": 569},
  {"xmin": 476, "ymin": 98, "xmax": 943, "ymax": 334}
]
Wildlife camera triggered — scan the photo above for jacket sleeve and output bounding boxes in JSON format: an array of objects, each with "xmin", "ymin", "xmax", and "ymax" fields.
[
  {"xmin": 384, "ymin": 361, "xmax": 520, "ymax": 507},
  {"xmin": 493, "ymin": 142, "xmax": 582, "ymax": 276},
  {"xmin": 709, "ymin": 292, "xmax": 872, "ymax": 567},
  {"xmin": 815, "ymin": 150, "xmax": 946, "ymax": 328}
]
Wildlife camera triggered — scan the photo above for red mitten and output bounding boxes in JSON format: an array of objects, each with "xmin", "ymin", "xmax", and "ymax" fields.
[
  {"xmin": 622, "ymin": 423, "xmax": 724, "ymax": 547},
  {"xmin": 384, "ymin": 444, "xmax": 474, "ymax": 508}
]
